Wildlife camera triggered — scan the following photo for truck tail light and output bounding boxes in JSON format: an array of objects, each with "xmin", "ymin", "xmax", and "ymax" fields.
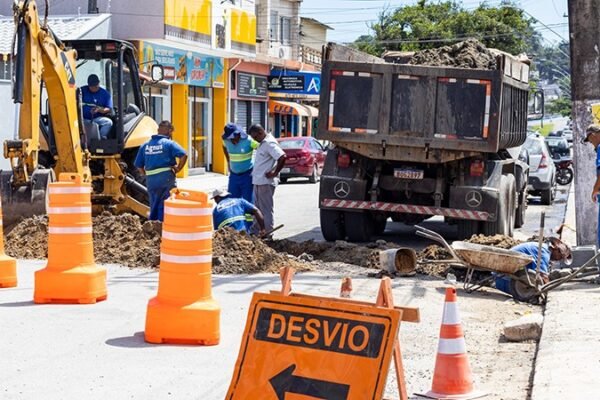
[
  {"xmin": 337, "ymin": 153, "xmax": 351, "ymax": 168},
  {"xmin": 539, "ymin": 154, "xmax": 548, "ymax": 169},
  {"xmin": 470, "ymin": 160, "xmax": 485, "ymax": 177}
]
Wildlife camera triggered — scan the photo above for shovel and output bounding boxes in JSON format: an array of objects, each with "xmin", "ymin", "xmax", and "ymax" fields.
[{"xmin": 259, "ymin": 224, "xmax": 284, "ymax": 239}]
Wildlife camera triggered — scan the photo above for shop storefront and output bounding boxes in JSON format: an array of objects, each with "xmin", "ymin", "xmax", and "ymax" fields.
[
  {"xmin": 138, "ymin": 41, "xmax": 225, "ymax": 174},
  {"xmin": 229, "ymin": 61, "xmax": 270, "ymax": 133}
]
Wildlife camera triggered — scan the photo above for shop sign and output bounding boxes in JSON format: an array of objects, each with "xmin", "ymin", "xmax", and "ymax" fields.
[
  {"xmin": 237, "ymin": 72, "xmax": 268, "ymax": 99},
  {"xmin": 269, "ymin": 70, "xmax": 321, "ymax": 95}
]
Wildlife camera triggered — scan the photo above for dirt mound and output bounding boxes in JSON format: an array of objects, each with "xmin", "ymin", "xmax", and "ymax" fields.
[
  {"xmin": 409, "ymin": 38, "xmax": 498, "ymax": 70},
  {"xmin": 6, "ymin": 213, "xmax": 161, "ymax": 269},
  {"xmin": 213, "ymin": 228, "xmax": 312, "ymax": 274},
  {"xmin": 467, "ymin": 234, "xmax": 521, "ymax": 249}
]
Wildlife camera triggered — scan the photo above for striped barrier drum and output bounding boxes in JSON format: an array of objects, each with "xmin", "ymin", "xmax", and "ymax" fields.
[
  {"xmin": 0, "ymin": 197, "xmax": 17, "ymax": 288},
  {"xmin": 144, "ymin": 189, "xmax": 220, "ymax": 345},
  {"xmin": 34, "ymin": 174, "xmax": 107, "ymax": 304}
]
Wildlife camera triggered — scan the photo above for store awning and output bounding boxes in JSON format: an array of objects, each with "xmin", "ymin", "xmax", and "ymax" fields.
[
  {"xmin": 303, "ymin": 105, "xmax": 319, "ymax": 118},
  {"xmin": 269, "ymin": 100, "xmax": 309, "ymax": 117}
]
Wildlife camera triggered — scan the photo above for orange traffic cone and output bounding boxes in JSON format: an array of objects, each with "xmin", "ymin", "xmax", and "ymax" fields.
[
  {"xmin": 34, "ymin": 174, "xmax": 107, "ymax": 304},
  {"xmin": 0, "ymin": 199, "xmax": 17, "ymax": 288},
  {"xmin": 144, "ymin": 189, "xmax": 220, "ymax": 345},
  {"xmin": 419, "ymin": 288, "xmax": 486, "ymax": 399}
]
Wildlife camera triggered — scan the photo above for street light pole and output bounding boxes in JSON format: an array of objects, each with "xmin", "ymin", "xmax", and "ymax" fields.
[{"xmin": 568, "ymin": 0, "xmax": 600, "ymax": 246}]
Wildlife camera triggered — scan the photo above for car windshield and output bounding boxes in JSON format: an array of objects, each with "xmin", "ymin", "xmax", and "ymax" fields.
[
  {"xmin": 546, "ymin": 139, "xmax": 568, "ymax": 149},
  {"xmin": 524, "ymin": 138, "xmax": 543, "ymax": 155},
  {"xmin": 279, "ymin": 140, "xmax": 306, "ymax": 149}
]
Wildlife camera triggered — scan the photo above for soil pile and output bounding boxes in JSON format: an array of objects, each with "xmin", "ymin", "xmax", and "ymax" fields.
[
  {"xmin": 6, "ymin": 213, "xmax": 161, "ymax": 269},
  {"xmin": 416, "ymin": 245, "xmax": 453, "ymax": 278},
  {"xmin": 467, "ymin": 234, "xmax": 521, "ymax": 249},
  {"xmin": 409, "ymin": 38, "xmax": 498, "ymax": 70},
  {"xmin": 213, "ymin": 228, "xmax": 312, "ymax": 274}
]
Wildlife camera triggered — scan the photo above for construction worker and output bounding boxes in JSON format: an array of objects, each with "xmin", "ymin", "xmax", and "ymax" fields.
[
  {"xmin": 583, "ymin": 124, "xmax": 600, "ymax": 252},
  {"xmin": 81, "ymin": 74, "xmax": 113, "ymax": 139},
  {"xmin": 222, "ymin": 123, "xmax": 257, "ymax": 203},
  {"xmin": 210, "ymin": 189, "xmax": 266, "ymax": 236},
  {"xmin": 134, "ymin": 120, "xmax": 188, "ymax": 221},
  {"xmin": 495, "ymin": 237, "xmax": 572, "ymax": 297}
]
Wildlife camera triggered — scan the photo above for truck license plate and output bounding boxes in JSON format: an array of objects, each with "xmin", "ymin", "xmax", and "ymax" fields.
[
  {"xmin": 394, "ymin": 169, "xmax": 424, "ymax": 180},
  {"xmin": 281, "ymin": 168, "xmax": 291, "ymax": 174}
]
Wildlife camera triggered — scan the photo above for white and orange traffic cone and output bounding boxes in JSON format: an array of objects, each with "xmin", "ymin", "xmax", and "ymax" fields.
[{"xmin": 418, "ymin": 287, "xmax": 486, "ymax": 399}]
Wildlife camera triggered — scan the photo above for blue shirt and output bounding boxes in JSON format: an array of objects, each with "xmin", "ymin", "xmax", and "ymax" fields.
[
  {"xmin": 134, "ymin": 135, "xmax": 187, "ymax": 172},
  {"xmin": 81, "ymin": 86, "xmax": 113, "ymax": 120},
  {"xmin": 213, "ymin": 197, "xmax": 256, "ymax": 231},
  {"xmin": 224, "ymin": 137, "xmax": 258, "ymax": 174},
  {"xmin": 495, "ymin": 242, "xmax": 550, "ymax": 295}
]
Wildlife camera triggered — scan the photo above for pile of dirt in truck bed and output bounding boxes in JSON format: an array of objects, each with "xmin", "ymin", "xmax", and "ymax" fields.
[
  {"xmin": 212, "ymin": 228, "xmax": 312, "ymax": 274},
  {"xmin": 409, "ymin": 38, "xmax": 498, "ymax": 69},
  {"xmin": 5, "ymin": 213, "xmax": 162, "ymax": 269}
]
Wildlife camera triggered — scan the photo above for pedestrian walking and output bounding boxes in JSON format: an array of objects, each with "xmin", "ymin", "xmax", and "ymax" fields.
[
  {"xmin": 210, "ymin": 189, "xmax": 265, "ymax": 235},
  {"xmin": 248, "ymin": 124, "xmax": 286, "ymax": 235},
  {"xmin": 134, "ymin": 120, "xmax": 188, "ymax": 221}
]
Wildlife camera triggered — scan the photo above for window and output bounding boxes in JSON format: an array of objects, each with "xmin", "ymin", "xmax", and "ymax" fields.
[
  {"xmin": 0, "ymin": 57, "xmax": 10, "ymax": 81},
  {"xmin": 280, "ymin": 17, "xmax": 291, "ymax": 45},
  {"xmin": 270, "ymin": 11, "xmax": 278, "ymax": 41}
]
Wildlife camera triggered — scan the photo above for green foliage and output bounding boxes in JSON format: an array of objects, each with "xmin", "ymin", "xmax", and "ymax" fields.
[
  {"xmin": 546, "ymin": 97, "xmax": 572, "ymax": 118},
  {"xmin": 354, "ymin": 1, "xmax": 540, "ymax": 57},
  {"xmin": 533, "ymin": 41, "xmax": 570, "ymax": 83},
  {"xmin": 529, "ymin": 123, "xmax": 555, "ymax": 136}
]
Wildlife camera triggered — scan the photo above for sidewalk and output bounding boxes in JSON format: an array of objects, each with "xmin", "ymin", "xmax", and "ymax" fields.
[
  {"xmin": 176, "ymin": 172, "xmax": 228, "ymax": 193},
  {"xmin": 530, "ymin": 184, "xmax": 600, "ymax": 399}
]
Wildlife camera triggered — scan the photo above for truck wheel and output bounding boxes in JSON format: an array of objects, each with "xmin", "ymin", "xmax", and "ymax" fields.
[
  {"xmin": 515, "ymin": 189, "xmax": 527, "ymax": 228},
  {"xmin": 344, "ymin": 211, "xmax": 373, "ymax": 242},
  {"xmin": 482, "ymin": 175, "xmax": 512, "ymax": 236},
  {"xmin": 320, "ymin": 209, "xmax": 345, "ymax": 241},
  {"xmin": 373, "ymin": 215, "xmax": 387, "ymax": 235},
  {"xmin": 457, "ymin": 220, "xmax": 479, "ymax": 240},
  {"xmin": 505, "ymin": 175, "xmax": 516, "ymax": 237},
  {"xmin": 541, "ymin": 188, "xmax": 552, "ymax": 205}
]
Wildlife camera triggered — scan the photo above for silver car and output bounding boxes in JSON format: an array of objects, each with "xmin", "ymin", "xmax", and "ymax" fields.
[
  {"xmin": 523, "ymin": 134, "xmax": 556, "ymax": 205},
  {"xmin": 562, "ymin": 129, "xmax": 573, "ymax": 143}
]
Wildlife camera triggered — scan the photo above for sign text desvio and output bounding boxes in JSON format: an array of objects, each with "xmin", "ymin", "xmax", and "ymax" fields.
[{"xmin": 255, "ymin": 308, "xmax": 385, "ymax": 358}]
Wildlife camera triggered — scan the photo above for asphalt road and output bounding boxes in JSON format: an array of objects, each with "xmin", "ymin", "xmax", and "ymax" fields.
[{"xmin": 272, "ymin": 178, "xmax": 571, "ymax": 246}]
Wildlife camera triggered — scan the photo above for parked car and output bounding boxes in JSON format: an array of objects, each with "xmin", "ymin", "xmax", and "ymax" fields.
[
  {"xmin": 546, "ymin": 136, "xmax": 570, "ymax": 159},
  {"xmin": 547, "ymin": 131, "xmax": 563, "ymax": 137},
  {"xmin": 277, "ymin": 136, "xmax": 327, "ymax": 183},
  {"xmin": 562, "ymin": 129, "xmax": 573, "ymax": 142},
  {"xmin": 524, "ymin": 134, "xmax": 556, "ymax": 205}
]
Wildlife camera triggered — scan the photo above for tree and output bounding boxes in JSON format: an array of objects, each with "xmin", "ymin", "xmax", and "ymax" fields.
[
  {"xmin": 354, "ymin": 1, "xmax": 540, "ymax": 56},
  {"xmin": 546, "ymin": 96, "xmax": 572, "ymax": 118}
]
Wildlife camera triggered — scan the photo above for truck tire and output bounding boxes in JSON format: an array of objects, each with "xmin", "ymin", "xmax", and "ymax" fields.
[
  {"xmin": 515, "ymin": 189, "xmax": 527, "ymax": 228},
  {"xmin": 505, "ymin": 175, "xmax": 517, "ymax": 237},
  {"xmin": 482, "ymin": 175, "xmax": 512, "ymax": 236},
  {"xmin": 373, "ymin": 215, "xmax": 387, "ymax": 235},
  {"xmin": 344, "ymin": 211, "xmax": 373, "ymax": 242},
  {"xmin": 541, "ymin": 187, "xmax": 552, "ymax": 205},
  {"xmin": 457, "ymin": 220, "xmax": 479, "ymax": 240},
  {"xmin": 320, "ymin": 209, "xmax": 346, "ymax": 241}
]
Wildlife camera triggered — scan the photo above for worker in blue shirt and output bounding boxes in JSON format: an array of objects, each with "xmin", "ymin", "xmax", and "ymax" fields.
[
  {"xmin": 134, "ymin": 120, "xmax": 188, "ymax": 221},
  {"xmin": 495, "ymin": 237, "xmax": 572, "ymax": 297},
  {"xmin": 210, "ymin": 189, "xmax": 265, "ymax": 236},
  {"xmin": 81, "ymin": 74, "xmax": 113, "ymax": 139},
  {"xmin": 222, "ymin": 123, "xmax": 258, "ymax": 203}
]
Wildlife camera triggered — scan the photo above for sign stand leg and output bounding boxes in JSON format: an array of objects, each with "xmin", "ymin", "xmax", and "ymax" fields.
[
  {"xmin": 377, "ymin": 278, "xmax": 408, "ymax": 400},
  {"xmin": 278, "ymin": 266, "xmax": 295, "ymax": 296}
]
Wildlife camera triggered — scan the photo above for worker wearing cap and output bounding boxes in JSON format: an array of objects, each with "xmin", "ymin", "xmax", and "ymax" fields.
[
  {"xmin": 222, "ymin": 123, "xmax": 258, "ymax": 203},
  {"xmin": 583, "ymin": 124, "xmax": 600, "ymax": 255},
  {"xmin": 210, "ymin": 189, "xmax": 265, "ymax": 235},
  {"xmin": 495, "ymin": 237, "xmax": 572, "ymax": 297},
  {"xmin": 134, "ymin": 120, "xmax": 188, "ymax": 221},
  {"xmin": 81, "ymin": 74, "xmax": 113, "ymax": 139}
]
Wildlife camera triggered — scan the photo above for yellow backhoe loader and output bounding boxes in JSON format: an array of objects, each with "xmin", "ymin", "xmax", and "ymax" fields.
[{"xmin": 3, "ymin": 0, "xmax": 163, "ymax": 226}]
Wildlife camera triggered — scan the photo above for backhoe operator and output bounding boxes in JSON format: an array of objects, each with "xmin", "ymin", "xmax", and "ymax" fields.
[
  {"xmin": 81, "ymin": 74, "xmax": 113, "ymax": 139},
  {"xmin": 135, "ymin": 120, "xmax": 188, "ymax": 221}
]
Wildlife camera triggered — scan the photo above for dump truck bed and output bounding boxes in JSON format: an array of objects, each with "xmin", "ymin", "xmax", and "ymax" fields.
[{"xmin": 317, "ymin": 60, "xmax": 530, "ymax": 163}]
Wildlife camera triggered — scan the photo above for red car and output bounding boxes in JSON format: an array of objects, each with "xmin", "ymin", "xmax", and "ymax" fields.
[{"xmin": 277, "ymin": 137, "xmax": 327, "ymax": 183}]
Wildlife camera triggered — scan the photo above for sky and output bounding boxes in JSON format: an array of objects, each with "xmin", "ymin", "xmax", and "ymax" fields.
[{"xmin": 300, "ymin": 0, "xmax": 569, "ymax": 47}]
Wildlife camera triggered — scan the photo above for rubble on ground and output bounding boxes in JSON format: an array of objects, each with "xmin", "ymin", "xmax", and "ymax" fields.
[
  {"xmin": 409, "ymin": 38, "xmax": 498, "ymax": 69},
  {"xmin": 503, "ymin": 313, "xmax": 544, "ymax": 342}
]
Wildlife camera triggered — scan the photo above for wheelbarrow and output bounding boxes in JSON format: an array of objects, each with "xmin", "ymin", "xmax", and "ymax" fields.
[{"xmin": 416, "ymin": 225, "xmax": 600, "ymax": 303}]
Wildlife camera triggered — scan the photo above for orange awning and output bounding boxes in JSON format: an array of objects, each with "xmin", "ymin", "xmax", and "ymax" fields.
[{"xmin": 269, "ymin": 100, "xmax": 309, "ymax": 117}]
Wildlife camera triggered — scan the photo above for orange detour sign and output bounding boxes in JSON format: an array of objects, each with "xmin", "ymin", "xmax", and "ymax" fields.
[
  {"xmin": 144, "ymin": 189, "xmax": 220, "ymax": 345},
  {"xmin": 226, "ymin": 269, "xmax": 420, "ymax": 400},
  {"xmin": 34, "ymin": 174, "xmax": 107, "ymax": 304},
  {"xmin": 0, "ymin": 197, "xmax": 17, "ymax": 288}
]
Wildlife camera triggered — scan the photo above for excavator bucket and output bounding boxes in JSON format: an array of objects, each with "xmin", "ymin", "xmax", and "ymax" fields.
[{"xmin": 0, "ymin": 169, "xmax": 54, "ymax": 230}]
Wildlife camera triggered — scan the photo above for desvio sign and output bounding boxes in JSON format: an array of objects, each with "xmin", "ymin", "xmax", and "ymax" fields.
[
  {"xmin": 269, "ymin": 69, "xmax": 321, "ymax": 96},
  {"xmin": 226, "ymin": 292, "xmax": 401, "ymax": 400}
]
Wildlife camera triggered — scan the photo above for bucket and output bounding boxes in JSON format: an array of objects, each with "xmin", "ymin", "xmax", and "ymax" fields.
[{"xmin": 379, "ymin": 248, "xmax": 417, "ymax": 276}]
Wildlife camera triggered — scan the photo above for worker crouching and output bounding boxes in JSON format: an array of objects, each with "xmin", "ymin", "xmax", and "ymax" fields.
[{"xmin": 211, "ymin": 189, "xmax": 266, "ymax": 236}]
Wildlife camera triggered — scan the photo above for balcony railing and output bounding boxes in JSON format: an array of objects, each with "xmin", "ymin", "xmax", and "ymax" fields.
[{"xmin": 300, "ymin": 45, "xmax": 322, "ymax": 67}]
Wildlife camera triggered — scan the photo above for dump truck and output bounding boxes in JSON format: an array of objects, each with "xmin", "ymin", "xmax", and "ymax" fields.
[{"xmin": 317, "ymin": 43, "xmax": 531, "ymax": 242}]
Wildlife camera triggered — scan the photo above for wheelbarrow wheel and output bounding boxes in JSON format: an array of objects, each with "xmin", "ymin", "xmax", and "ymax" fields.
[{"xmin": 510, "ymin": 269, "xmax": 540, "ymax": 303}]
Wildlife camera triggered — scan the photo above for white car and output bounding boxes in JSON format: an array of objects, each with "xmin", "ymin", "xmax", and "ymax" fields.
[
  {"xmin": 523, "ymin": 134, "xmax": 556, "ymax": 205},
  {"xmin": 562, "ymin": 129, "xmax": 573, "ymax": 142}
]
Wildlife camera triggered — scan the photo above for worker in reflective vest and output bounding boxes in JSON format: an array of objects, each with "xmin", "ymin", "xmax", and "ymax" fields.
[
  {"xmin": 222, "ymin": 123, "xmax": 258, "ymax": 228},
  {"xmin": 134, "ymin": 120, "xmax": 188, "ymax": 221},
  {"xmin": 210, "ymin": 188, "xmax": 265, "ymax": 236}
]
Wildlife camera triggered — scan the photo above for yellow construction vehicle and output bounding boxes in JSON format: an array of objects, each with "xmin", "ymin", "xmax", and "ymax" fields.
[{"xmin": 3, "ymin": 0, "xmax": 163, "ymax": 226}]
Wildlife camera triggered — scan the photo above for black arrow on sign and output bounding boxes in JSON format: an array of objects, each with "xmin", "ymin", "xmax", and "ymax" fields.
[{"xmin": 269, "ymin": 364, "xmax": 350, "ymax": 400}]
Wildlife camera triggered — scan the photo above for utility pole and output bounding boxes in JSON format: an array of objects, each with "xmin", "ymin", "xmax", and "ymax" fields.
[
  {"xmin": 568, "ymin": 0, "xmax": 600, "ymax": 245},
  {"xmin": 87, "ymin": 0, "xmax": 98, "ymax": 14}
]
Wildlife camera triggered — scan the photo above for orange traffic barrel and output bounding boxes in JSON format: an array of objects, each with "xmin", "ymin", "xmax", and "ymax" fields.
[
  {"xmin": 145, "ymin": 189, "xmax": 220, "ymax": 345},
  {"xmin": 0, "ymin": 199, "xmax": 17, "ymax": 288},
  {"xmin": 34, "ymin": 174, "xmax": 107, "ymax": 304}
]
